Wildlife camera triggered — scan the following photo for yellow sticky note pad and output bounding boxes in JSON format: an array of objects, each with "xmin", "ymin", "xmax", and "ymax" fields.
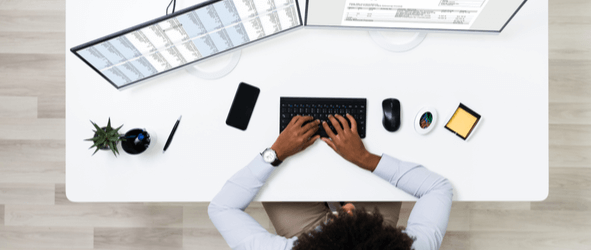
[{"xmin": 446, "ymin": 106, "xmax": 479, "ymax": 139}]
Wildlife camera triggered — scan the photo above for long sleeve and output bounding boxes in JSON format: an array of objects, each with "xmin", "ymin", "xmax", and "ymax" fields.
[
  {"xmin": 372, "ymin": 154, "xmax": 454, "ymax": 250},
  {"xmin": 208, "ymin": 155, "xmax": 297, "ymax": 250}
]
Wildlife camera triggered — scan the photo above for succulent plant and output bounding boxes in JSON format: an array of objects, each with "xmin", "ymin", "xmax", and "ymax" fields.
[{"xmin": 85, "ymin": 118, "xmax": 125, "ymax": 156}]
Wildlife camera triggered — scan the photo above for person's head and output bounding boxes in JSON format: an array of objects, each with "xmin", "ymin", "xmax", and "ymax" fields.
[{"xmin": 292, "ymin": 205, "xmax": 414, "ymax": 250}]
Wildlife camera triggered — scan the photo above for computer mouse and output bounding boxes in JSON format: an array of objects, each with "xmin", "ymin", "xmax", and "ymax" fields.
[{"xmin": 382, "ymin": 98, "xmax": 401, "ymax": 132}]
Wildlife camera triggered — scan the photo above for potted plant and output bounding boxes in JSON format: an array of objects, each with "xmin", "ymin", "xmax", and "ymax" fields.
[{"xmin": 85, "ymin": 118, "xmax": 125, "ymax": 156}]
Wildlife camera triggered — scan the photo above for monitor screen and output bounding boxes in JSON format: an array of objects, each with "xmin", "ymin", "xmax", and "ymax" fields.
[
  {"xmin": 71, "ymin": 0, "xmax": 302, "ymax": 89},
  {"xmin": 305, "ymin": 0, "xmax": 526, "ymax": 32}
]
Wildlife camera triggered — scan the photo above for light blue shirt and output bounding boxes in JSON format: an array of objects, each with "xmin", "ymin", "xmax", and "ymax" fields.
[{"xmin": 209, "ymin": 154, "xmax": 453, "ymax": 250}]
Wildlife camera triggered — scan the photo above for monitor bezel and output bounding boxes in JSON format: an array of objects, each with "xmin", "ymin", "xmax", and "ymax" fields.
[
  {"xmin": 70, "ymin": 0, "xmax": 303, "ymax": 90},
  {"xmin": 304, "ymin": 0, "xmax": 527, "ymax": 34}
]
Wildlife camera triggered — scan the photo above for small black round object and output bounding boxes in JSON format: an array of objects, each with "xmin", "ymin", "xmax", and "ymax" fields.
[{"xmin": 122, "ymin": 129, "xmax": 151, "ymax": 155}]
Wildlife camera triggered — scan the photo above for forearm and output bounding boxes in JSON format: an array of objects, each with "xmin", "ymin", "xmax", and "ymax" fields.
[
  {"xmin": 372, "ymin": 154, "xmax": 453, "ymax": 250},
  {"xmin": 350, "ymin": 151, "xmax": 380, "ymax": 172},
  {"xmin": 209, "ymin": 155, "xmax": 292, "ymax": 250},
  {"xmin": 372, "ymin": 154, "xmax": 452, "ymax": 197},
  {"xmin": 209, "ymin": 155, "xmax": 274, "ymax": 210}
]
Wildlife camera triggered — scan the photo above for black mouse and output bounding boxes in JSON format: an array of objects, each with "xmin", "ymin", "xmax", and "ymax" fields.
[{"xmin": 382, "ymin": 98, "xmax": 401, "ymax": 132}]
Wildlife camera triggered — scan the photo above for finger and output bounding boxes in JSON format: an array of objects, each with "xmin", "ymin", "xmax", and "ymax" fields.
[
  {"xmin": 346, "ymin": 114, "xmax": 358, "ymax": 134},
  {"xmin": 322, "ymin": 138, "xmax": 337, "ymax": 152},
  {"xmin": 322, "ymin": 121, "xmax": 337, "ymax": 139},
  {"xmin": 301, "ymin": 119, "xmax": 320, "ymax": 134},
  {"xmin": 328, "ymin": 115, "xmax": 343, "ymax": 134},
  {"xmin": 303, "ymin": 123, "xmax": 320, "ymax": 138},
  {"xmin": 335, "ymin": 114, "xmax": 350, "ymax": 131},
  {"xmin": 289, "ymin": 115, "xmax": 301, "ymax": 125},
  {"xmin": 303, "ymin": 135, "xmax": 321, "ymax": 150},
  {"xmin": 296, "ymin": 116, "xmax": 314, "ymax": 127}
]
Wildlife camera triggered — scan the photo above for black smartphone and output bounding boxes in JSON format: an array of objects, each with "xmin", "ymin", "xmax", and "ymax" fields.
[{"xmin": 226, "ymin": 82, "xmax": 260, "ymax": 130}]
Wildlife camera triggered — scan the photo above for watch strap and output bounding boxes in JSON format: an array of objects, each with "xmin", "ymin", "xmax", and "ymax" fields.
[{"xmin": 271, "ymin": 157, "xmax": 282, "ymax": 167}]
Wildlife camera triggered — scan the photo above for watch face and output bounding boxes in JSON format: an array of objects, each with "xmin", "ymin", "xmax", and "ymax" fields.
[{"xmin": 263, "ymin": 150, "xmax": 276, "ymax": 163}]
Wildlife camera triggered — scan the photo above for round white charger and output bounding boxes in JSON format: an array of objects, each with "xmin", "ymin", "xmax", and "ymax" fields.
[{"xmin": 414, "ymin": 107, "xmax": 438, "ymax": 135}]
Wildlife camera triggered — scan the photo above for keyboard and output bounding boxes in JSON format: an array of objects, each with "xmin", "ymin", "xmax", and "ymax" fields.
[{"xmin": 280, "ymin": 97, "xmax": 367, "ymax": 138}]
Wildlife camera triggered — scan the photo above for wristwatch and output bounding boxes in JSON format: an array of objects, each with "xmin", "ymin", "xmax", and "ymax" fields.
[{"xmin": 261, "ymin": 148, "xmax": 282, "ymax": 167}]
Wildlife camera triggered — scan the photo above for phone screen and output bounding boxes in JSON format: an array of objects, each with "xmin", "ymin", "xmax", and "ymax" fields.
[{"xmin": 226, "ymin": 82, "xmax": 260, "ymax": 130}]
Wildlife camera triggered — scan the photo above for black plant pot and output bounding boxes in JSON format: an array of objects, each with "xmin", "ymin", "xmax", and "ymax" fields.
[{"xmin": 121, "ymin": 128, "xmax": 152, "ymax": 155}]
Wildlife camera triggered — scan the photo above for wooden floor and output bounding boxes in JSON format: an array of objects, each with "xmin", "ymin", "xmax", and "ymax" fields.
[{"xmin": 1, "ymin": 0, "xmax": 589, "ymax": 249}]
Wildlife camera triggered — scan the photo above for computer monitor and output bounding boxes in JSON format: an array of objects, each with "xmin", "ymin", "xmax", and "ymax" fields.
[
  {"xmin": 305, "ymin": 0, "xmax": 527, "ymax": 33},
  {"xmin": 70, "ymin": 0, "xmax": 302, "ymax": 89}
]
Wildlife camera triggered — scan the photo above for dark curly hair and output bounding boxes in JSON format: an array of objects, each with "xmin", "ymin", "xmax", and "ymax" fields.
[{"xmin": 292, "ymin": 207, "xmax": 414, "ymax": 250}]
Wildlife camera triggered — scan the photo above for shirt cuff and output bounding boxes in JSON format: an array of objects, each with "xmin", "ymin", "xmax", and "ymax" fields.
[
  {"xmin": 247, "ymin": 154, "xmax": 277, "ymax": 183},
  {"xmin": 372, "ymin": 154, "xmax": 402, "ymax": 185}
]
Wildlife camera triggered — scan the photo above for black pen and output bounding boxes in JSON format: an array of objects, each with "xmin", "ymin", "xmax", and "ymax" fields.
[{"xmin": 163, "ymin": 115, "xmax": 182, "ymax": 153}]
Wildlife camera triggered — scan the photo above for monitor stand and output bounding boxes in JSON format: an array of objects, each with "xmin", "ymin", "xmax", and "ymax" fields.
[
  {"xmin": 368, "ymin": 31, "xmax": 427, "ymax": 52},
  {"xmin": 185, "ymin": 50, "xmax": 242, "ymax": 80}
]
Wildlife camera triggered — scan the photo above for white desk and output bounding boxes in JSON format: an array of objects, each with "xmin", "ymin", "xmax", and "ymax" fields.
[{"xmin": 65, "ymin": 0, "xmax": 548, "ymax": 202}]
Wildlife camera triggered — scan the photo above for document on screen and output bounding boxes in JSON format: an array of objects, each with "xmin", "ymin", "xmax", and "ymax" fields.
[{"xmin": 341, "ymin": 0, "xmax": 489, "ymax": 30}]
